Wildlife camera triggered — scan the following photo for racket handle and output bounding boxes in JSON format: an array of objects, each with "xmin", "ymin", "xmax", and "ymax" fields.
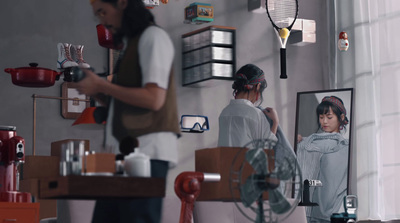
[{"xmin": 280, "ymin": 48, "xmax": 287, "ymax": 79}]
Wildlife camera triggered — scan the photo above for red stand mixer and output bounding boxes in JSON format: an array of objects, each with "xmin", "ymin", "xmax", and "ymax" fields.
[{"xmin": 0, "ymin": 125, "xmax": 31, "ymax": 202}]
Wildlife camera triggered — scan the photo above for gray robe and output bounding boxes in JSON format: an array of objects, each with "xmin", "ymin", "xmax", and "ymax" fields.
[{"xmin": 297, "ymin": 132, "xmax": 349, "ymax": 223}]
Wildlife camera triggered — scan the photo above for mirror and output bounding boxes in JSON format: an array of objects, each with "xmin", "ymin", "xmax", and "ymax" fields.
[{"xmin": 294, "ymin": 88, "xmax": 353, "ymax": 222}]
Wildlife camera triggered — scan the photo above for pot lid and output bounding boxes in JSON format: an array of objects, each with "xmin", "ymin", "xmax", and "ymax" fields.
[
  {"xmin": 0, "ymin": 125, "xmax": 16, "ymax": 131},
  {"xmin": 16, "ymin": 63, "xmax": 56, "ymax": 71}
]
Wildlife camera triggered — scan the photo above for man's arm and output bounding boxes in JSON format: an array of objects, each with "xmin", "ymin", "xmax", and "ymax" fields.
[{"xmin": 71, "ymin": 70, "xmax": 167, "ymax": 111}]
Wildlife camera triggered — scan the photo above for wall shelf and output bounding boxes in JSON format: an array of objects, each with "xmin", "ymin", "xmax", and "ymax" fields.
[{"xmin": 182, "ymin": 26, "xmax": 236, "ymax": 87}]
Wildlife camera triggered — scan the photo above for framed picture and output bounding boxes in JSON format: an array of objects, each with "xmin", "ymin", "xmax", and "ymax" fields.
[{"xmin": 61, "ymin": 82, "xmax": 90, "ymax": 119}]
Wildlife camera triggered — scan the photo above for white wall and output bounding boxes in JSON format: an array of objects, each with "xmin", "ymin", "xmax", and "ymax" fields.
[
  {"xmin": 0, "ymin": 0, "xmax": 328, "ymax": 197},
  {"xmin": 152, "ymin": 0, "xmax": 329, "ymax": 195}
]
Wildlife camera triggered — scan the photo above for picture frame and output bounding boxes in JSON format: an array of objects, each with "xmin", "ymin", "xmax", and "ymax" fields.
[{"xmin": 61, "ymin": 82, "xmax": 90, "ymax": 119}]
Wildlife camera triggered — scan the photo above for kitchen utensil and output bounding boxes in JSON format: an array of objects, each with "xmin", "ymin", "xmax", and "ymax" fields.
[
  {"xmin": 4, "ymin": 63, "xmax": 62, "ymax": 87},
  {"xmin": 69, "ymin": 66, "xmax": 95, "ymax": 82},
  {"xmin": 59, "ymin": 140, "xmax": 85, "ymax": 176},
  {"xmin": 96, "ymin": 24, "xmax": 123, "ymax": 50},
  {"xmin": 0, "ymin": 125, "xmax": 31, "ymax": 202}
]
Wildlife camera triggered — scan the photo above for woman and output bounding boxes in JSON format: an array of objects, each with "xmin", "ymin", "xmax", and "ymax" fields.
[
  {"xmin": 218, "ymin": 64, "xmax": 279, "ymax": 147},
  {"xmin": 297, "ymin": 96, "xmax": 349, "ymax": 223}
]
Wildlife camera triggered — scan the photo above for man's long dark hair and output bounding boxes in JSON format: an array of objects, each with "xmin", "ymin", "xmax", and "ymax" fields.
[{"xmin": 101, "ymin": 0, "xmax": 155, "ymax": 46}]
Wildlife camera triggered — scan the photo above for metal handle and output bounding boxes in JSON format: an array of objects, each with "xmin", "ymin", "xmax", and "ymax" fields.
[
  {"xmin": 203, "ymin": 173, "xmax": 221, "ymax": 182},
  {"xmin": 280, "ymin": 48, "xmax": 287, "ymax": 79}
]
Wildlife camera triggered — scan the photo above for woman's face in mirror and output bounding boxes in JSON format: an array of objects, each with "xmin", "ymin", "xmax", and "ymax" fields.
[{"xmin": 319, "ymin": 107, "xmax": 341, "ymax": 133}]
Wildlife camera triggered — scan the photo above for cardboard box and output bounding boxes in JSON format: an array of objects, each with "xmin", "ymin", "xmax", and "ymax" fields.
[
  {"xmin": 302, "ymin": 19, "xmax": 316, "ymax": 32},
  {"xmin": 85, "ymin": 153, "xmax": 116, "ymax": 173},
  {"xmin": 195, "ymin": 147, "xmax": 274, "ymax": 201},
  {"xmin": 20, "ymin": 179, "xmax": 57, "ymax": 220},
  {"xmin": 22, "ymin": 156, "xmax": 60, "ymax": 180},
  {"xmin": 50, "ymin": 139, "xmax": 90, "ymax": 157}
]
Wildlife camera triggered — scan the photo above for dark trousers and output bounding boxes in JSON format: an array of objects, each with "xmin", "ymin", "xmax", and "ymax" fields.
[{"xmin": 91, "ymin": 160, "xmax": 169, "ymax": 223}]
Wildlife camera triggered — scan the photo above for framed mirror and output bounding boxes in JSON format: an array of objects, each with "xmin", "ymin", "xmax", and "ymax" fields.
[{"xmin": 294, "ymin": 88, "xmax": 353, "ymax": 222}]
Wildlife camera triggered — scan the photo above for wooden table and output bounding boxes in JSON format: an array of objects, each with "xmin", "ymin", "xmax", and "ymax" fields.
[{"xmin": 38, "ymin": 175, "xmax": 165, "ymax": 200}]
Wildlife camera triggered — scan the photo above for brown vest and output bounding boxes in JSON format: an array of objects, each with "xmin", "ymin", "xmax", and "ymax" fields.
[{"xmin": 112, "ymin": 35, "xmax": 180, "ymax": 141}]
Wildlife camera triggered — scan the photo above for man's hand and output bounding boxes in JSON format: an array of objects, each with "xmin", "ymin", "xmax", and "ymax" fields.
[{"xmin": 70, "ymin": 69, "xmax": 103, "ymax": 96}]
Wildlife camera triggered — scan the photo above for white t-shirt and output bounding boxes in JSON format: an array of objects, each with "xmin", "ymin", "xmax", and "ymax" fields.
[
  {"xmin": 105, "ymin": 26, "xmax": 178, "ymax": 167},
  {"xmin": 218, "ymin": 99, "xmax": 277, "ymax": 147}
]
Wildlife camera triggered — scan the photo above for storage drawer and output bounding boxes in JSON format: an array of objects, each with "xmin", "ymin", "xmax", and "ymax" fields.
[{"xmin": 0, "ymin": 202, "xmax": 40, "ymax": 223}]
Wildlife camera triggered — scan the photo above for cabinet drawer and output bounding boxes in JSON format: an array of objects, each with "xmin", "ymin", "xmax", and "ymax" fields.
[{"xmin": 0, "ymin": 202, "xmax": 39, "ymax": 223}]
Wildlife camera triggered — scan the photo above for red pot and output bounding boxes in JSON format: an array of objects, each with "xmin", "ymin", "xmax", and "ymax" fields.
[
  {"xmin": 96, "ymin": 24, "xmax": 123, "ymax": 50},
  {"xmin": 4, "ymin": 63, "xmax": 62, "ymax": 87}
]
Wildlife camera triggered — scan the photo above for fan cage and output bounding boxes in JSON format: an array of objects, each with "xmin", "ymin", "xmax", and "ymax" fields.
[{"xmin": 229, "ymin": 138, "xmax": 303, "ymax": 223}]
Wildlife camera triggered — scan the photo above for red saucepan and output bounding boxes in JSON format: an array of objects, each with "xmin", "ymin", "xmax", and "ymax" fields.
[
  {"xmin": 4, "ymin": 63, "xmax": 62, "ymax": 87},
  {"xmin": 96, "ymin": 24, "xmax": 123, "ymax": 50}
]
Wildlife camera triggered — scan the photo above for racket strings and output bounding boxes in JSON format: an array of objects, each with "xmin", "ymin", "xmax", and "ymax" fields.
[{"xmin": 267, "ymin": 0, "xmax": 297, "ymax": 28}]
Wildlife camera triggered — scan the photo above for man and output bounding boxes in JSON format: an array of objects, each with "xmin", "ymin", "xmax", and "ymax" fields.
[{"xmin": 72, "ymin": 0, "xmax": 180, "ymax": 222}]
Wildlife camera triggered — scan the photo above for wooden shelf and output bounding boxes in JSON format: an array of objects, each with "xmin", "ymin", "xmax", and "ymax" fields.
[{"xmin": 39, "ymin": 175, "xmax": 165, "ymax": 200}]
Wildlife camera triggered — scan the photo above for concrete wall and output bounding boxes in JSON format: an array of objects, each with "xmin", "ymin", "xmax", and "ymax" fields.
[{"xmin": 0, "ymin": 0, "xmax": 328, "ymax": 198}]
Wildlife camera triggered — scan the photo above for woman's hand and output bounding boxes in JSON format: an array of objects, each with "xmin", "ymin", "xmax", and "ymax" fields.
[
  {"xmin": 263, "ymin": 107, "xmax": 279, "ymax": 124},
  {"xmin": 263, "ymin": 107, "xmax": 279, "ymax": 134},
  {"xmin": 297, "ymin": 134, "xmax": 303, "ymax": 143}
]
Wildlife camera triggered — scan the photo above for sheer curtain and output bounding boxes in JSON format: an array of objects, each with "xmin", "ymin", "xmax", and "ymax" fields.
[{"xmin": 328, "ymin": 0, "xmax": 400, "ymax": 221}]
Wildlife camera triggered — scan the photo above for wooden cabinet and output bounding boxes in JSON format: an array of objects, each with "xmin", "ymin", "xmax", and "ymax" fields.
[{"xmin": 0, "ymin": 202, "xmax": 40, "ymax": 223}]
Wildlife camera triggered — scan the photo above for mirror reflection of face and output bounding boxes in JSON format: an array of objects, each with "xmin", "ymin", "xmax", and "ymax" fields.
[{"xmin": 319, "ymin": 107, "xmax": 341, "ymax": 133}]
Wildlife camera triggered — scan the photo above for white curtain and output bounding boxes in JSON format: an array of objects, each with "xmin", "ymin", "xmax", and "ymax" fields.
[{"xmin": 329, "ymin": 0, "xmax": 400, "ymax": 221}]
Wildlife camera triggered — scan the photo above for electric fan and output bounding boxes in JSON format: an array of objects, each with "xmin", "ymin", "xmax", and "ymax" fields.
[{"xmin": 229, "ymin": 138, "xmax": 303, "ymax": 223}]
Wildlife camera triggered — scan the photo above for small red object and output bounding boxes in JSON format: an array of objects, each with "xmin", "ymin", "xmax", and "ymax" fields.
[
  {"xmin": 0, "ymin": 126, "xmax": 32, "ymax": 203},
  {"xmin": 174, "ymin": 172, "xmax": 205, "ymax": 223},
  {"xmin": 338, "ymin": 31, "xmax": 349, "ymax": 51},
  {"xmin": 339, "ymin": 31, "xmax": 348, "ymax": 40},
  {"xmin": 4, "ymin": 63, "xmax": 62, "ymax": 87},
  {"xmin": 96, "ymin": 24, "xmax": 123, "ymax": 50}
]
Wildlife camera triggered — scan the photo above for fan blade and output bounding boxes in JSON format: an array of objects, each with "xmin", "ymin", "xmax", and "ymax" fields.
[
  {"xmin": 240, "ymin": 174, "xmax": 264, "ymax": 207},
  {"xmin": 275, "ymin": 157, "xmax": 295, "ymax": 181},
  {"xmin": 269, "ymin": 189, "xmax": 292, "ymax": 214},
  {"xmin": 245, "ymin": 148, "xmax": 268, "ymax": 175}
]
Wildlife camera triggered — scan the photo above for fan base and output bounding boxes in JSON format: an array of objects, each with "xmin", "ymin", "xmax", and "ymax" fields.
[{"xmin": 298, "ymin": 202, "xmax": 319, "ymax": 206}]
